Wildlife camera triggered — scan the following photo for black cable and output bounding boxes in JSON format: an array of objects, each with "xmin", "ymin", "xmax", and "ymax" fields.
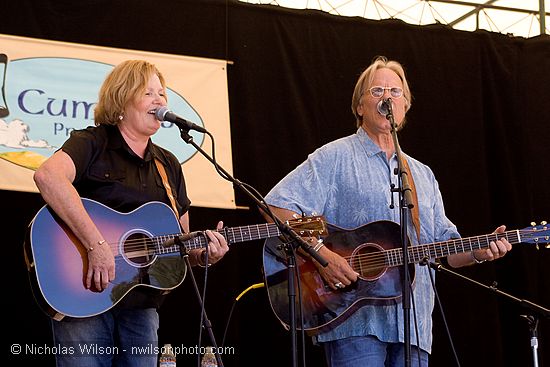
[
  {"xmin": 197, "ymin": 240, "xmax": 210, "ymax": 367},
  {"xmin": 426, "ymin": 260, "xmax": 461, "ymax": 367},
  {"xmin": 221, "ymin": 298, "xmax": 237, "ymax": 349},
  {"xmin": 221, "ymin": 282, "xmax": 265, "ymax": 348},
  {"xmin": 206, "ymin": 130, "xmax": 232, "ymax": 183}
]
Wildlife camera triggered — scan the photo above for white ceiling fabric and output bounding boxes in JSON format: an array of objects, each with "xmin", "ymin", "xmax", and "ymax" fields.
[{"xmin": 240, "ymin": 0, "xmax": 549, "ymax": 38}]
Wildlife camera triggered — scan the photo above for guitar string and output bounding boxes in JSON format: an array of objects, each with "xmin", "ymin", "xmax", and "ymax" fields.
[
  {"xmin": 348, "ymin": 237, "xmax": 505, "ymax": 269},
  {"xmin": 338, "ymin": 229, "xmax": 538, "ymax": 271},
  {"xmin": 349, "ymin": 235, "xmax": 529, "ymax": 270},
  {"xmin": 103, "ymin": 227, "xmax": 542, "ymax": 263},
  {"xmin": 99, "ymin": 223, "xmax": 325, "ymax": 258}
]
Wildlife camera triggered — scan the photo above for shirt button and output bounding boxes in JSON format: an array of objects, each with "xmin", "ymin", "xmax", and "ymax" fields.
[{"xmin": 104, "ymin": 173, "xmax": 110, "ymax": 178}]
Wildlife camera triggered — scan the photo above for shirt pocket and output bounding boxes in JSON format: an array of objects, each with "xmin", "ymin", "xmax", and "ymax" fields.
[{"xmin": 89, "ymin": 165, "xmax": 126, "ymax": 182}]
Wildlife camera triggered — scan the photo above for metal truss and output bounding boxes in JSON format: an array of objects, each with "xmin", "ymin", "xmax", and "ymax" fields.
[{"xmin": 240, "ymin": 0, "xmax": 549, "ymax": 38}]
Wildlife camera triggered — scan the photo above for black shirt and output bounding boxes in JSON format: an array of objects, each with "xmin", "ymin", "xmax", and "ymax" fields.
[
  {"xmin": 61, "ymin": 124, "xmax": 192, "ymax": 309},
  {"xmin": 63, "ymin": 124, "xmax": 191, "ymax": 215}
]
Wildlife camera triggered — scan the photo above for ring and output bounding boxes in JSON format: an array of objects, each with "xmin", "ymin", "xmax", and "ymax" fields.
[{"xmin": 334, "ymin": 282, "xmax": 344, "ymax": 289}]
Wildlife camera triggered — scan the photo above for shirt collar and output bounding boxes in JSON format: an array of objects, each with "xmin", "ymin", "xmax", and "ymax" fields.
[
  {"xmin": 105, "ymin": 125, "xmax": 164, "ymax": 163},
  {"xmin": 356, "ymin": 127, "xmax": 385, "ymax": 158}
]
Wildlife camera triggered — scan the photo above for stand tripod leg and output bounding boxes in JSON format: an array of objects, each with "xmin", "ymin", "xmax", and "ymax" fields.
[{"xmin": 285, "ymin": 244, "xmax": 298, "ymax": 367}]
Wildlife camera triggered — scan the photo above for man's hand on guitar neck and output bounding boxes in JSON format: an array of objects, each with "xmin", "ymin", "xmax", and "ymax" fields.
[
  {"xmin": 86, "ymin": 240, "xmax": 115, "ymax": 291},
  {"xmin": 447, "ymin": 225, "xmax": 512, "ymax": 268}
]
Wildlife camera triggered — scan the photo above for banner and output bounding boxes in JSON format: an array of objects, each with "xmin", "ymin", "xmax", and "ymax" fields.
[{"xmin": 0, "ymin": 34, "xmax": 235, "ymax": 209}]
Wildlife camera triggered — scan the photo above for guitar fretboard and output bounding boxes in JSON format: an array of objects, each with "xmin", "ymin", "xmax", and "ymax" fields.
[
  {"xmin": 385, "ymin": 230, "xmax": 522, "ymax": 266},
  {"xmin": 154, "ymin": 223, "xmax": 286, "ymax": 254}
]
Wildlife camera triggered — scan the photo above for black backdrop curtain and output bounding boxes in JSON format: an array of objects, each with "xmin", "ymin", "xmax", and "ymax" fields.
[{"xmin": 2, "ymin": 0, "xmax": 549, "ymax": 366}]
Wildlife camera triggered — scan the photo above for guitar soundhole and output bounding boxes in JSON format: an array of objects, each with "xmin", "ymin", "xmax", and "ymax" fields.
[
  {"xmin": 351, "ymin": 243, "xmax": 387, "ymax": 281},
  {"xmin": 123, "ymin": 232, "xmax": 156, "ymax": 267}
]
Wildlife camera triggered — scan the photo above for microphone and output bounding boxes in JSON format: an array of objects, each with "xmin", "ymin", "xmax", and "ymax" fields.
[
  {"xmin": 377, "ymin": 99, "xmax": 392, "ymax": 116},
  {"xmin": 155, "ymin": 106, "xmax": 207, "ymax": 133},
  {"xmin": 163, "ymin": 231, "xmax": 203, "ymax": 247}
]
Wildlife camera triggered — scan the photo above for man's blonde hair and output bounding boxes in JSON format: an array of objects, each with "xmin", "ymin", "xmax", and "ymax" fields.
[{"xmin": 351, "ymin": 56, "xmax": 412, "ymax": 128}]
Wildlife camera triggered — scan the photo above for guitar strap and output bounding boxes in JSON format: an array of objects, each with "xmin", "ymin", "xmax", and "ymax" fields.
[
  {"xmin": 154, "ymin": 158, "xmax": 180, "ymax": 218},
  {"xmin": 400, "ymin": 156, "xmax": 421, "ymax": 242}
]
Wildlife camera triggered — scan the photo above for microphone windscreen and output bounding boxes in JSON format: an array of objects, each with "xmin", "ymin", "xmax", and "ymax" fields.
[
  {"xmin": 377, "ymin": 100, "xmax": 389, "ymax": 116},
  {"xmin": 155, "ymin": 106, "xmax": 169, "ymax": 121}
]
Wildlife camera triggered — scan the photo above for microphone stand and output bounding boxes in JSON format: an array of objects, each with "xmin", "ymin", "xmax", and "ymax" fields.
[
  {"xmin": 384, "ymin": 98, "xmax": 415, "ymax": 367},
  {"xmin": 176, "ymin": 126, "xmax": 328, "ymax": 367},
  {"xmin": 430, "ymin": 261, "xmax": 549, "ymax": 367}
]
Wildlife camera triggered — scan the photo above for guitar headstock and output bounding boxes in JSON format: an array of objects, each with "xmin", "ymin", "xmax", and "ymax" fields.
[
  {"xmin": 287, "ymin": 215, "xmax": 327, "ymax": 237},
  {"xmin": 523, "ymin": 221, "xmax": 550, "ymax": 249}
]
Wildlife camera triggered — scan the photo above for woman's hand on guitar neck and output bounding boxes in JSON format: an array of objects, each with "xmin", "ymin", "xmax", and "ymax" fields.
[{"xmin": 203, "ymin": 221, "xmax": 229, "ymax": 265}]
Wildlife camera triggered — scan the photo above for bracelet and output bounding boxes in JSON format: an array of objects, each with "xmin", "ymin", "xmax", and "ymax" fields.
[
  {"xmin": 88, "ymin": 239, "xmax": 106, "ymax": 252},
  {"xmin": 312, "ymin": 239, "xmax": 324, "ymax": 252},
  {"xmin": 471, "ymin": 251, "xmax": 486, "ymax": 264},
  {"xmin": 197, "ymin": 250, "xmax": 211, "ymax": 268}
]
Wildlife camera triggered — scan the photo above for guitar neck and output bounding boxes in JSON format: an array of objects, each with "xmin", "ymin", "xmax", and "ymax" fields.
[
  {"xmin": 387, "ymin": 229, "xmax": 522, "ymax": 266},
  {"xmin": 155, "ymin": 223, "xmax": 284, "ymax": 254}
]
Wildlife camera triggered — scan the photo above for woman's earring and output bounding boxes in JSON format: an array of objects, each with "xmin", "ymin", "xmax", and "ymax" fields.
[{"xmin": 118, "ymin": 114, "xmax": 124, "ymax": 121}]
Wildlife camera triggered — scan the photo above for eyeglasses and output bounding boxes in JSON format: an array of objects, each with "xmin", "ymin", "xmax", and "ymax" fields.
[{"xmin": 365, "ymin": 86, "xmax": 403, "ymax": 99}]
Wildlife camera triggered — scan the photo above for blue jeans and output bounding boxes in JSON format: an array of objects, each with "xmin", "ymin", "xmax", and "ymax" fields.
[
  {"xmin": 323, "ymin": 335, "xmax": 429, "ymax": 367},
  {"xmin": 51, "ymin": 308, "xmax": 159, "ymax": 367}
]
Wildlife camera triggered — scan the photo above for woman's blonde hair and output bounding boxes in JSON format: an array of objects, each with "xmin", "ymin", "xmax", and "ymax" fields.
[
  {"xmin": 94, "ymin": 60, "xmax": 166, "ymax": 125},
  {"xmin": 351, "ymin": 56, "xmax": 412, "ymax": 128}
]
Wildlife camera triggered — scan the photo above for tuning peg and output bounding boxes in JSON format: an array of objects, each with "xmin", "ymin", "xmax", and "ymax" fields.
[
  {"xmin": 541, "ymin": 221, "xmax": 547, "ymax": 226},
  {"xmin": 531, "ymin": 222, "xmax": 536, "ymax": 227}
]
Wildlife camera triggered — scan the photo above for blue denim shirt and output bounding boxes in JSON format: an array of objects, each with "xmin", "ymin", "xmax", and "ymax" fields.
[{"xmin": 265, "ymin": 128, "xmax": 460, "ymax": 353}]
